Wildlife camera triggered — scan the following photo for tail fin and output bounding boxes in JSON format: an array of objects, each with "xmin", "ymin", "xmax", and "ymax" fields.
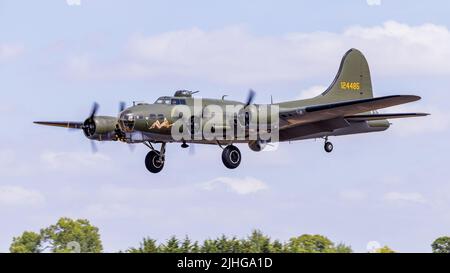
[{"xmin": 322, "ymin": 48, "xmax": 373, "ymax": 102}]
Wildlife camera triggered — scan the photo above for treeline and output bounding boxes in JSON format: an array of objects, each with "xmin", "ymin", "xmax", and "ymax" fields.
[
  {"xmin": 8, "ymin": 217, "xmax": 450, "ymax": 253},
  {"xmin": 126, "ymin": 231, "xmax": 353, "ymax": 253}
]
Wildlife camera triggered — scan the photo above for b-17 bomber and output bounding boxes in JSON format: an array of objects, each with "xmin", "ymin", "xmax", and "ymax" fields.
[{"xmin": 35, "ymin": 49, "xmax": 428, "ymax": 173}]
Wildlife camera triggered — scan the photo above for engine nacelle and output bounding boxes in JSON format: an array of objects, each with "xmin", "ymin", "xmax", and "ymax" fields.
[
  {"xmin": 83, "ymin": 116, "xmax": 119, "ymax": 141},
  {"xmin": 248, "ymin": 140, "xmax": 267, "ymax": 152}
]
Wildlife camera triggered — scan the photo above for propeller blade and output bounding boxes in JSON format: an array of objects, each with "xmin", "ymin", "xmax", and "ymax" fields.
[
  {"xmin": 127, "ymin": 143, "xmax": 135, "ymax": 153},
  {"xmin": 189, "ymin": 143, "xmax": 196, "ymax": 156},
  {"xmin": 90, "ymin": 140, "xmax": 98, "ymax": 154},
  {"xmin": 89, "ymin": 102, "xmax": 99, "ymax": 119},
  {"xmin": 119, "ymin": 101, "xmax": 126, "ymax": 112},
  {"xmin": 245, "ymin": 89, "xmax": 256, "ymax": 108}
]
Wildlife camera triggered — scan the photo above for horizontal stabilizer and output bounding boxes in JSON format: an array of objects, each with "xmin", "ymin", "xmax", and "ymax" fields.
[
  {"xmin": 345, "ymin": 113, "xmax": 429, "ymax": 121},
  {"xmin": 305, "ymin": 95, "xmax": 421, "ymax": 114}
]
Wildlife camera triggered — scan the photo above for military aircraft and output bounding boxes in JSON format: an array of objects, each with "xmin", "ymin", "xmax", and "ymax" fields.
[{"xmin": 35, "ymin": 49, "xmax": 428, "ymax": 173}]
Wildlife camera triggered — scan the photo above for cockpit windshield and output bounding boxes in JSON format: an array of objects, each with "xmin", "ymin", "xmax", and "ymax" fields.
[
  {"xmin": 155, "ymin": 97, "xmax": 171, "ymax": 104},
  {"xmin": 155, "ymin": 97, "xmax": 186, "ymax": 105}
]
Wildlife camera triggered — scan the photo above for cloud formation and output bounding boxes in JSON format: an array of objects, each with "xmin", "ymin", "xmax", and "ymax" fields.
[
  {"xmin": 0, "ymin": 43, "xmax": 24, "ymax": 61},
  {"xmin": 67, "ymin": 21, "xmax": 450, "ymax": 85},
  {"xmin": 40, "ymin": 151, "xmax": 111, "ymax": 170},
  {"xmin": 383, "ymin": 191, "xmax": 427, "ymax": 204},
  {"xmin": 202, "ymin": 176, "xmax": 268, "ymax": 195},
  {"xmin": 0, "ymin": 186, "xmax": 45, "ymax": 207}
]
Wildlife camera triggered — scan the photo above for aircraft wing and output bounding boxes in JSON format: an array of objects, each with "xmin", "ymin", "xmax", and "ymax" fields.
[
  {"xmin": 33, "ymin": 121, "xmax": 84, "ymax": 129},
  {"xmin": 278, "ymin": 95, "xmax": 421, "ymax": 129},
  {"xmin": 345, "ymin": 113, "xmax": 429, "ymax": 121}
]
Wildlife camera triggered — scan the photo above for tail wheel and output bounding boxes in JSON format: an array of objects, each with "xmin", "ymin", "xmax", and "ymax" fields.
[
  {"xmin": 145, "ymin": 150, "xmax": 164, "ymax": 173},
  {"xmin": 222, "ymin": 145, "xmax": 241, "ymax": 169},
  {"xmin": 324, "ymin": 142, "xmax": 334, "ymax": 153}
]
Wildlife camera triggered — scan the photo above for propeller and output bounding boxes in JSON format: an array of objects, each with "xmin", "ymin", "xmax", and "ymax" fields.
[
  {"xmin": 90, "ymin": 140, "xmax": 98, "ymax": 154},
  {"xmin": 89, "ymin": 102, "xmax": 99, "ymax": 120},
  {"xmin": 119, "ymin": 101, "xmax": 126, "ymax": 112},
  {"xmin": 189, "ymin": 143, "xmax": 196, "ymax": 156},
  {"xmin": 82, "ymin": 102, "xmax": 99, "ymax": 137},
  {"xmin": 244, "ymin": 89, "xmax": 256, "ymax": 108}
]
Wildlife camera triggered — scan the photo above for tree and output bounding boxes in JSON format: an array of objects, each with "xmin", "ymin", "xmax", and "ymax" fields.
[
  {"xmin": 286, "ymin": 234, "xmax": 335, "ymax": 253},
  {"xmin": 374, "ymin": 246, "xmax": 396, "ymax": 253},
  {"xmin": 127, "ymin": 237, "xmax": 159, "ymax": 253},
  {"xmin": 160, "ymin": 236, "xmax": 181, "ymax": 253},
  {"xmin": 431, "ymin": 236, "xmax": 450, "ymax": 253},
  {"xmin": 181, "ymin": 236, "xmax": 199, "ymax": 253},
  {"xmin": 40, "ymin": 217, "xmax": 103, "ymax": 253},
  {"xmin": 10, "ymin": 217, "xmax": 102, "ymax": 253},
  {"xmin": 334, "ymin": 243, "xmax": 353, "ymax": 253},
  {"xmin": 241, "ymin": 230, "xmax": 272, "ymax": 253},
  {"xmin": 269, "ymin": 240, "xmax": 284, "ymax": 253},
  {"xmin": 9, "ymin": 231, "xmax": 42, "ymax": 253}
]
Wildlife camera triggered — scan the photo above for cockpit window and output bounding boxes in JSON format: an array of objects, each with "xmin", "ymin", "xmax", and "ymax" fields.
[
  {"xmin": 170, "ymin": 99, "xmax": 186, "ymax": 105},
  {"xmin": 155, "ymin": 97, "xmax": 186, "ymax": 105},
  {"xmin": 119, "ymin": 113, "xmax": 135, "ymax": 132}
]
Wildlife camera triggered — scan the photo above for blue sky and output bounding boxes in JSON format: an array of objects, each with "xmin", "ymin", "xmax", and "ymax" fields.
[{"xmin": 1, "ymin": 0, "xmax": 450, "ymax": 252}]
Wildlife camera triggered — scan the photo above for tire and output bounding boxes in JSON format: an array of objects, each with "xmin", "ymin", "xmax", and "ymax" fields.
[
  {"xmin": 324, "ymin": 142, "xmax": 333, "ymax": 153},
  {"xmin": 145, "ymin": 150, "xmax": 164, "ymax": 173},
  {"xmin": 222, "ymin": 145, "xmax": 242, "ymax": 169}
]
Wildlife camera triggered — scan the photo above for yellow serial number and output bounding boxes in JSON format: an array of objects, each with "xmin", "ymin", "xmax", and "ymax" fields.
[{"xmin": 340, "ymin": 81, "xmax": 360, "ymax": 91}]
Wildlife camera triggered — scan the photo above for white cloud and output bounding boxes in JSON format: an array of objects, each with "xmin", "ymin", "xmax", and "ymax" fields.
[
  {"xmin": 383, "ymin": 191, "xmax": 427, "ymax": 204},
  {"xmin": 67, "ymin": 21, "xmax": 450, "ymax": 84},
  {"xmin": 296, "ymin": 85, "xmax": 327, "ymax": 100},
  {"xmin": 202, "ymin": 176, "xmax": 268, "ymax": 195},
  {"xmin": 339, "ymin": 189, "xmax": 367, "ymax": 202},
  {"xmin": 0, "ymin": 43, "xmax": 24, "ymax": 61},
  {"xmin": 366, "ymin": 0, "xmax": 381, "ymax": 6},
  {"xmin": 0, "ymin": 186, "xmax": 45, "ymax": 207},
  {"xmin": 40, "ymin": 151, "xmax": 111, "ymax": 170},
  {"xmin": 66, "ymin": 0, "xmax": 81, "ymax": 6}
]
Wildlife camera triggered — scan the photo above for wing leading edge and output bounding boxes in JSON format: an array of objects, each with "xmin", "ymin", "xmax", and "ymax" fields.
[{"xmin": 33, "ymin": 121, "xmax": 84, "ymax": 129}]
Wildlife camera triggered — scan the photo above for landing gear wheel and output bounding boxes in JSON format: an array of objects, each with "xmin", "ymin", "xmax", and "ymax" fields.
[
  {"xmin": 222, "ymin": 145, "xmax": 241, "ymax": 169},
  {"xmin": 324, "ymin": 141, "xmax": 333, "ymax": 153},
  {"xmin": 145, "ymin": 150, "xmax": 164, "ymax": 173}
]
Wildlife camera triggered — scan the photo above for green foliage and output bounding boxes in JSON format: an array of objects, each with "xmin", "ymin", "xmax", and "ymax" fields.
[
  {"xmin": 334, "ymin": 243, "xmax": 353, "ymax": 253},
  {"xmin": 41, "ymin": 217, "xmax": 103, "ymax": 253},
  {"xmin": 160, "ymin": 236, "xmax": 181, "ymax": 253},
  {"xmin": 9, "ymin": 217, "xmax": 103, "ymax": 253},
  {"xmin": 9, "ymin": 231, "xmax": 42, "ymax": 253},
  {"xmin": 126, "ymin": 230, "xmax": 352, "ymax": 253},
  {"xmin": 286, "ymin": 234, "xmax": 335, "ymax": 253},
  {"xmin": 373, "ymin": 246, "xmax": 396, "ymax": 253},
  {"xmin": 431, "ymin": 236, "xmax": 450, "ymax": 253},
  {"xmin": 127, "ymin": 237, "xmax": 159, "ymax": 253}
]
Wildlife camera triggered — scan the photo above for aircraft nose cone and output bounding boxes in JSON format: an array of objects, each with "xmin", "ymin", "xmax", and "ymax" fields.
[{"xmin": 118, "ymin": 110, "xmax": 136, "ymax": 132}]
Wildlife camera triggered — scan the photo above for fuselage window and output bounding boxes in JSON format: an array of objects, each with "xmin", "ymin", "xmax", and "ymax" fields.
[
  {"xmin": 157, "ymin": 114, "xmax": 164, "ymax": 120},
  {"xmin": 149, "ymin": 114, "xmax": 156, "ymax": 119}
]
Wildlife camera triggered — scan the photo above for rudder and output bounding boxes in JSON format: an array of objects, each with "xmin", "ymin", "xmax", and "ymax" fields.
[{"xmin": 322, "ymin": 48, "xmax": 373, "ymax": 102}]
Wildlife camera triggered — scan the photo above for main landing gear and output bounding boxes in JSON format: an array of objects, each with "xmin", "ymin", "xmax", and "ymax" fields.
[
  {"xmin": 221, "ymin": 144, "xmax": 242, "ymax": 169},
  {"xmin": 144, "ymin": 142, "xmax": 166, "ymax": 173},
  {"xmin": 323, "ymin": 137, "xmax": 334, "ymax": 153}
]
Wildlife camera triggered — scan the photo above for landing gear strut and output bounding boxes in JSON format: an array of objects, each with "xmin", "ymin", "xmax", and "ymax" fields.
[
  {"xmin": 323, "ymin": 137, "xmax": 333, "ymax": 153},
  {"xmin": 144, "ymin": 142, "xmax": 166, "ymax": 173},
  {"xmin": 221, "ymin": 145, "xmax": 242, "ymax": 169}
]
